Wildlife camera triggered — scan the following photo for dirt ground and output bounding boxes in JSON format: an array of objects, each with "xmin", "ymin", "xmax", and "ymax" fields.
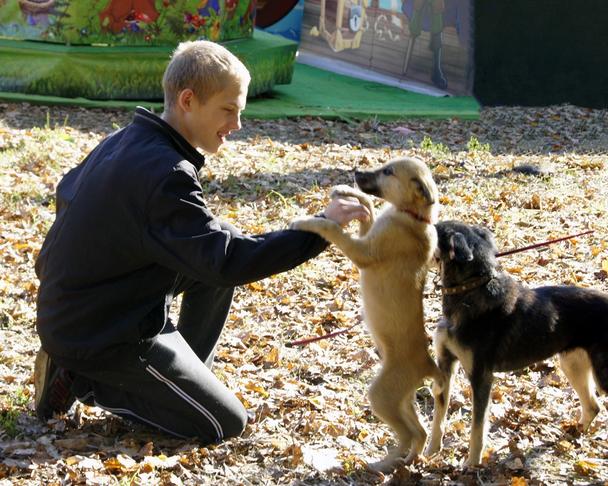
[{"xmin": 0, "ymin": 102, "xmax": 607, "ymax": 485}]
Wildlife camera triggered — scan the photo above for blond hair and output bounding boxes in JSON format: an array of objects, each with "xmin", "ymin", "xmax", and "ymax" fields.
[{"xmin": 162, "ymin": 40, "xmax": 250, "ymax": 110}]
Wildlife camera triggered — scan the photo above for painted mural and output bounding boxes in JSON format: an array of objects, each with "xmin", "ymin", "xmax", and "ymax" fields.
[
  {"xmin": 0, "ymin": 0, "xmax": 256, "ymax": 45},
  {"xmin": 256, "ymin": 0, "xmax": 304, "ymax": 41},
  {"xmin": 299, "ymin": 0, "xmax": 473, "ymax": 94}
]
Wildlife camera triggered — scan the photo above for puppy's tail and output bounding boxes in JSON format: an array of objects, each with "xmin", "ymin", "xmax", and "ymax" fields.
[{"xmin": 589, "ymin": 344, "xmax": 608, "ymax": 394}]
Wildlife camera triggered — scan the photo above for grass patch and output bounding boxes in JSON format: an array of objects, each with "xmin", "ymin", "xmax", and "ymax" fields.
[
  {"xmin": 467, "ymin": 135, "xmax": 491, "ymax": 153},
  {"xmin": 419, "ymin": 135, "xmax": 451, "ymax": 157},
  {"xmin": 0, "ymin": 388, "xmax": 30, "ymax": 438}
]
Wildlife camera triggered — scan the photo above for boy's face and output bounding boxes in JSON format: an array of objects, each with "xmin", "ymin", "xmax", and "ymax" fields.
[{"xmin": 183, "ymin": 82, "xmax": 247, "ymax": 153}]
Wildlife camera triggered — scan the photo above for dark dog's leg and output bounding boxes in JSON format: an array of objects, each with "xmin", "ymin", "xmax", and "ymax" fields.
[
  {"xmin": 587, "ymin": 342, "xmax": 608, "ymax": 394},
  {"xmin": 559, "ymin": 349, "xmax": 601, "ymax": 429},
  {"xmin": 426, "ymin": 329, "xmax": 457, "ymax": 455},
  {"xmin": 467, "ymin": 369, "xmax": 493, "ymax": 466}
]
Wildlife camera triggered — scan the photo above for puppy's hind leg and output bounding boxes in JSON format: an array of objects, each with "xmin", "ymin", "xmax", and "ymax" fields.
[
  {"xmin": 400, "ymin": 388, "xmax": 428, "ymax": 465},
  {"xmin": 559, "ymin": 349, "xmax": 601, "ymax": 430},
  {"xmin": 426, "ymin": 332, "xmax": 457, "ymax": 455},
  {"xmin": 367, "ymin": 365, "xmax": 412, "ymax": 473}
]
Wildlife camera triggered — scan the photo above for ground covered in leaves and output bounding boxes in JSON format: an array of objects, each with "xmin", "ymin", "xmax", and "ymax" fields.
[{"xmin": 0, "ymin": 103, "xmax": 607, "ymax": 485}]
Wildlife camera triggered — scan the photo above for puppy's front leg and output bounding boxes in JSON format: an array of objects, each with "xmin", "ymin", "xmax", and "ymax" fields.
[
  {"xmin": 330, "ymin": 185, "xmax": 375, "ymax": 236},
  {"xmin": 466, "ymin": 370, "xmax": 493, "ymax": 466},
  {"xmin": 426, "ymin": 327, "xmax": 457, "ymax": 455},
  {"xmin": 291, "ymin": 217, "xmax": 376, "ymax": 268}
]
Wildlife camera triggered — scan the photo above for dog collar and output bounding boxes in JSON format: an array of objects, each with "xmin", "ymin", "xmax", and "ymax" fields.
[
  {"xmin": 441, "ymin": 275, "xmax": 493, "ymax": 295},
  {"xmin": 400, "ymin": 208, "xmax": 431, "ymax": 224}
]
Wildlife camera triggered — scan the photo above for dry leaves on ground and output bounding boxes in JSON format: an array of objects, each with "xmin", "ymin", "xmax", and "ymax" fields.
[{"xmin": 0, "ymin": 103, "xmax": 607, "ymax": 485}]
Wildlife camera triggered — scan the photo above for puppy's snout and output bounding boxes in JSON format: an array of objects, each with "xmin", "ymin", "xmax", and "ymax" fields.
[
  {"xmin": 354, "ymin": 170, "xmax": 372, "ymax": 183},
  {"xmin": 355, "ymin": 170, "xmax": 380, "ymax": 196}
]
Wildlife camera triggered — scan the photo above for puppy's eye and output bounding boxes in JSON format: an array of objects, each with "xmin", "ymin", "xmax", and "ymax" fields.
[{"xmin": 382, "ymin": 167, "xmax": 394, "ymax": 176}]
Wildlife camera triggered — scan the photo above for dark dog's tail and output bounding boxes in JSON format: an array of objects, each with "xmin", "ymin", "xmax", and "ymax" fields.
[{"xmin": 589, "ymin": 344, "xmax": 608, "ymax": 393}]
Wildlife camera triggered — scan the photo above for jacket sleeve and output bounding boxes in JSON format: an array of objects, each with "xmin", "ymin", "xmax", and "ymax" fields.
[{"xmin": 142, "ymin": 161, "xmax": 328, "ymax": 287}]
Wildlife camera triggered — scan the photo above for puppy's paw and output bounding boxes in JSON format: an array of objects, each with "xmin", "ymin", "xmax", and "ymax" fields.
[
  {"xmin": 331, "ymin": 185, "xmax": 372, "ymax": 204},
  {"xmin": 424, "ymin": 440, "xmax": 441, "ymax": 456},
  {"xmin": 366, "ymin": 455, "xmax": 406, "ymax": 474},
  {"xmin": 290, "ymin": 217, "xmax": 315, "ymax": 232},
  {"xmin": 290, "ymin": 216, "xmax": 338, "ymax": 235},
  {"xmin": 330, "ymin": 184, "xmax": 359, "ymax": 198},
  {"xmin": 366, "ymin": 448, "xmax": 413, "ymax": 474}
]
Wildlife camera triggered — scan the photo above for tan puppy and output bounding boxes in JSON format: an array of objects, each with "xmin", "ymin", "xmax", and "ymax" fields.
[{"xmin": 291, "ymin": 157, "xmax": 443, "ymax": 472}]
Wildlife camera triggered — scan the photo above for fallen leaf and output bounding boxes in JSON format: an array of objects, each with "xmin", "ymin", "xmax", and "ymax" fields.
[
  {"xmin": 302, "ymin": 445, "xmax": 341, "ymax": 472},
  {"xmin": 54, "ymin": 438, "xmax": 90, "ymax": 451},
  {"xmin": 245, "ymin": 381, "xmax": 269, "ymax": 398},
  {"xmin": 573, "ymin": 459, "xmax": 599, "ymax": 476}
]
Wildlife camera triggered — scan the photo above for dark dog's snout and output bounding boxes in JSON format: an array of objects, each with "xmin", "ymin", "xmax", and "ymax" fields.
[{"xmin": 355, "ymin": 170, "xmax": 381, "ymax": 196}]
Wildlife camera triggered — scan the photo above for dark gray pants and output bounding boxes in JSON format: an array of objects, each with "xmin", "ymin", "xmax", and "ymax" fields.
[{"xmin": 71, "ymin": 277, "xmax": 247, "ymax": 443}]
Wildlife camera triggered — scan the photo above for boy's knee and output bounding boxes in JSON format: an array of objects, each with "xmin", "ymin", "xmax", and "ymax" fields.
[
  {"xmin": 193, "ymin": 396, "xmax": 247, "ymax": 442},
  {"xmin": 221, "ymin": 399, "xmax": 248, "ymax": 439}
]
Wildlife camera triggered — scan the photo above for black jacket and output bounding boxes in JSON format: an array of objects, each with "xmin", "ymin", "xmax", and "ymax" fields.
[{"xmin": 35, "ymin": 107, "xmax": 327, "ymax": 370}]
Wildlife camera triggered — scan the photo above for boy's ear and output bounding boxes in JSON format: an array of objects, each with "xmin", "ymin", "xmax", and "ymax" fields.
[
  {"xmin": 176, "ymin": 89, "xmax": 195, "ymax": 111},
  {"xmin": 449, "ymin": 233, "xmax": 474, "ymax": 262}
]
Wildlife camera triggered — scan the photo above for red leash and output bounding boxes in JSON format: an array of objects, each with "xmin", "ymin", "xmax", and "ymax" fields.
[
  {"xmin": 287, "ymin": 229, "xmax": 595, "ymax": 347},
  {"xmin": 496, "ymin": 229, "xmax": 594, "ymax": 257},
  {"xmin": 285, "ymin": 323, "xmax": 358, "ymax": 347}
]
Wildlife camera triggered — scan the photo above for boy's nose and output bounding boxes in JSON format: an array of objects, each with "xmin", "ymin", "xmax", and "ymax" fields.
[{"xmin": 232, "ymin": 113, "xmax": 242, "ymax": 131}]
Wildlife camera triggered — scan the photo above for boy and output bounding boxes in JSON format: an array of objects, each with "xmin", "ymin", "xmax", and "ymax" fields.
[{"xmin": 34, "ymin": 40, "xmax": 369, "ymax": 442}]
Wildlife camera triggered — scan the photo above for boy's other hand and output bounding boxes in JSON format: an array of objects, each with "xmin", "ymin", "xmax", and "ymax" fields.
[{"xmin": 323, "ymin": 196, "xmax": 371, "ymax": 227}]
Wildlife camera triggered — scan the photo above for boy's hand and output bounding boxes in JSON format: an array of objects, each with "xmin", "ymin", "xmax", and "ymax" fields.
[{"xmin": 322, "ymin": 196, "xmax": 371, "ymax": 227}]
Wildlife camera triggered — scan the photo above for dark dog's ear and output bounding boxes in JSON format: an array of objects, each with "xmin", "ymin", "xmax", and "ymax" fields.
[
  {"xmin": 472, "ymin": 225, "xmax": 495, "ymax": 244},
  {"xmin": 449, "ymin": 233, "xmax": 474, "ymax": 262},
  {"xmin": 412, "ymin": 177, "xmax": 436, "ymax": 205}
]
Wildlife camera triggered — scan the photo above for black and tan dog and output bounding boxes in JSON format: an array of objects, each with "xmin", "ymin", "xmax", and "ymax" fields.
[{"xmin": 427, "ymin": 220, "xmax": 607, "ymax": 465}]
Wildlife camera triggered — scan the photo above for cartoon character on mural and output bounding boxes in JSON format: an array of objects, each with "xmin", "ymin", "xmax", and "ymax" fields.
[
  {"xmin": 374, "ymin": 0, "xmax": 470, "ymax": 90},
  {"xmin": 401, "ymin": 0, "xmax": 447, "ymax": 89},
  {"xmin": 99, "ymin": 0, "xmax": 159, "ymax": 34},
  {"xmin": 372, "ymin": 0, "xmax": 447, "ymax": 89},
  {"xmin": 374, "ymin": 0, "xmax": 404, "ymax": 41},
  {"xmin": 19, "ymin": 0, "xmax": 56, "ymax": 27},
  {"xmin": 317, "ymin": 0, "xmax": 367, "ymax": 52}
]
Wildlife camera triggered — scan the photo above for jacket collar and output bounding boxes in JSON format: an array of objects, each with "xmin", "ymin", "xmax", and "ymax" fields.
[{"xmin": 133, "ymin": 107, "xmax": 206, "ymax": 170}]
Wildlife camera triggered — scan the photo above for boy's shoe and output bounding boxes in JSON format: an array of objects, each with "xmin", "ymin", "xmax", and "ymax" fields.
[{"xmin": 34, "ymin": 348, "xmax": 76, "ymax": 420}]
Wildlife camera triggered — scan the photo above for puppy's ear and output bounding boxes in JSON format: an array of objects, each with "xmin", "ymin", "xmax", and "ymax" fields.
[
  {"xmin": 449, "ymin": 233, "xmax": 474, "ymax": 262},
  {"xmin": 412, "ymin": 177, "xmax": 436, "ymax": 205}
]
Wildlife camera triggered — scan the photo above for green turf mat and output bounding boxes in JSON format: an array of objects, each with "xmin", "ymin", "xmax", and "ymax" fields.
[
  {"xmin": 245, "ymin": 64, "xmax": 479, "ymax": 120},
  {"xmin": 0, "ymin": 92, "xmax": 163, "ymax": 111},
  {"xmin": 0, "ymin": 63, "xmax": 479, "ymax": 120}
]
